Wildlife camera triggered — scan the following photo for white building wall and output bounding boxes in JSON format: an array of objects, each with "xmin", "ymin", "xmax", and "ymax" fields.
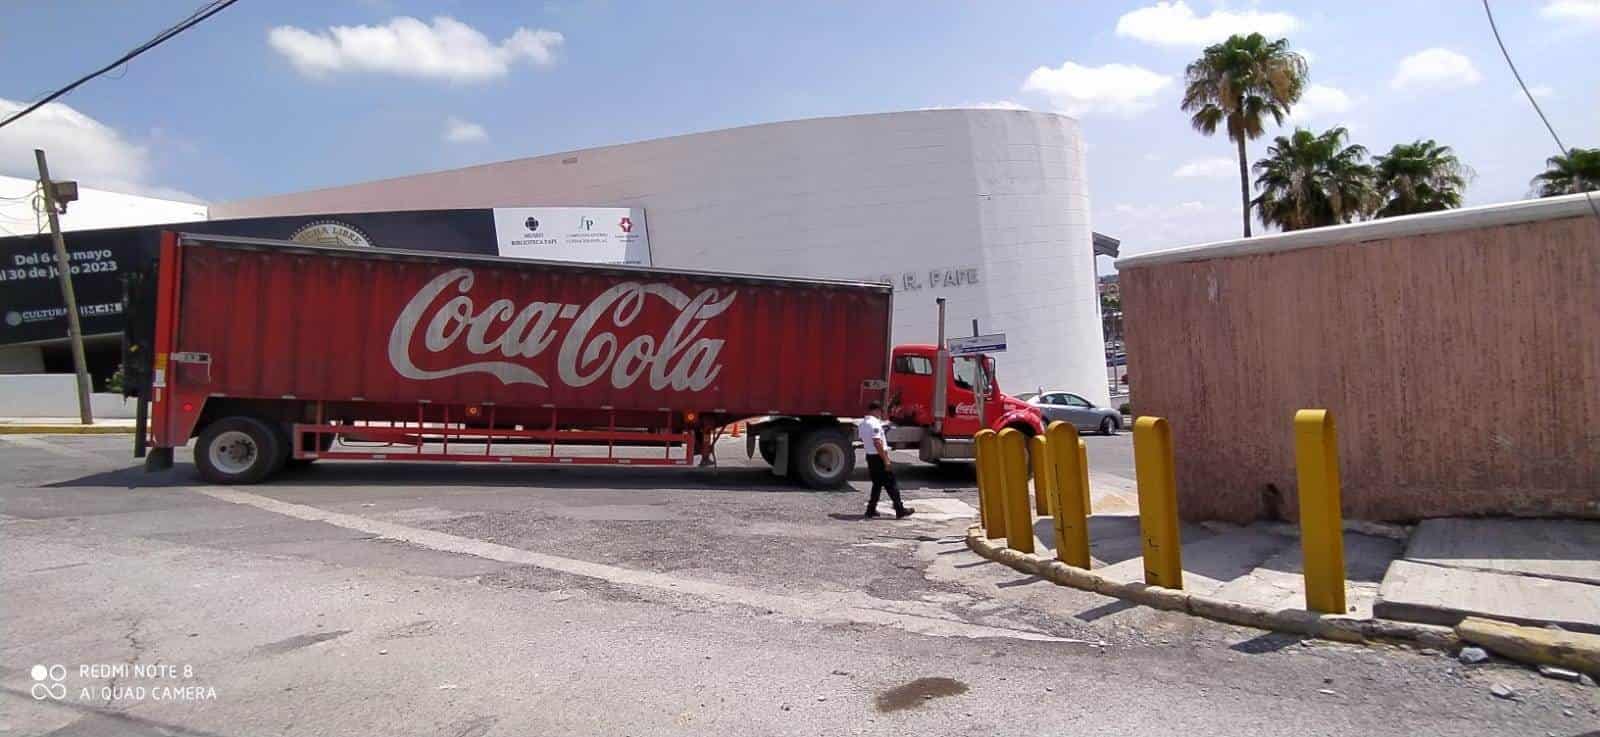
[
  {"xmin": 213, "ymin": 110, "xmax": 1109, "ymax": 405},
  {"xmin": 0, "ymin": 175, "xmax": 205, "ymax": 237},
  {"xmin": 0, "ymin": 374, "xmax": 136, "ymax": 418}
]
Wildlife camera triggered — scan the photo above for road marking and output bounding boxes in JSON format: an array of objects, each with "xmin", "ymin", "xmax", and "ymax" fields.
[{"xmin": 190, "ymin": 486, "xmax": 1087, "ymax": 644}]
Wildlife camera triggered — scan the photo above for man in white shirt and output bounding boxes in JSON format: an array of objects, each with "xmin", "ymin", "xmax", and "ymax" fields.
[{"xmin": 859, "ymin": 400, "xmax": 913, "ymax": 519}]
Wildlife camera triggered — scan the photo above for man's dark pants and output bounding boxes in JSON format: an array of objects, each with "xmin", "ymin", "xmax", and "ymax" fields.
[{"xmin": 866, "ymin": 454, "xmax": 904, "ymax": 513}]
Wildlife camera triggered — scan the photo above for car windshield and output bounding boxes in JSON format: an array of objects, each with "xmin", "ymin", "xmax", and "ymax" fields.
[{"xmin": 1013, "ymin": 392, "xmax": 1038, "ymax": 402}]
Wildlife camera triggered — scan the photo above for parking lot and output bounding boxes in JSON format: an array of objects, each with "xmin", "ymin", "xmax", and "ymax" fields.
[{"xmin": 1, "ymin": 433, "xmax": 1582, "ymax": 736}]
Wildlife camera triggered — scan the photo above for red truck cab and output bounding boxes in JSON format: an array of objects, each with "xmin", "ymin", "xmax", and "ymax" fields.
[
  {"xmin": 747, "ymin": 342, "xmax": 1043, "ymax": 476},
  {"xmin": 881, "ymin": 344, "xmax": 1044, "ymax": 464}
]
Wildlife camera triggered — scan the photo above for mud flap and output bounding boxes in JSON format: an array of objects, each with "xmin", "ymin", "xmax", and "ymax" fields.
[
  {"xmin": 771, "ymin": 432, "xmax": 790, "ymax": 477},
  {"xmin": 144, "ymin": 446, "xmax": 173, "ymax": 472}
]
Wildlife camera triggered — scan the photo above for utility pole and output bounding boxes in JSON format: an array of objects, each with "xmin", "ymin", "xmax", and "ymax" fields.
[{"xmin": 35, "ymin": 149, "xmax": 93, "ymax": 425}]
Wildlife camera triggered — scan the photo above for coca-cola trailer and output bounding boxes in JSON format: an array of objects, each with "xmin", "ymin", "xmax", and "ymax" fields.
[{"xmin": 131, "ymin": 232, "xmax": 896, "ymax": 487}]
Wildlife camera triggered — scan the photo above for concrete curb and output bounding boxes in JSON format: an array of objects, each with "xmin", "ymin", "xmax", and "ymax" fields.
[
  {"xmin": 966, "ymin": 526, "xmax": 1458, "ymax": 649},
  {"xmin": 0, "ymin": 424, "xmax": 135, "ymax": 435},
  {"xmin": 1457, "ymin": 616, "xmax": 1600, "ymax": 677}
]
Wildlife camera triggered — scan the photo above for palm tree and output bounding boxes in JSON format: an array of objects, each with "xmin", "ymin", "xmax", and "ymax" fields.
[
  {"xmin": 1181, "ymin": 33, "xmax": 1309, "ymax": 238},
  {"xmin": 1530, "ymin": 147, "xmax": 1600, "ymax": 196},
  {"xmin": 1252, "ymin": 126, "xmax": 1379, "ymax": 232},
  {"xmin": 1372, "ymin": 139, "xmax": 1472, "ymax": 218}
]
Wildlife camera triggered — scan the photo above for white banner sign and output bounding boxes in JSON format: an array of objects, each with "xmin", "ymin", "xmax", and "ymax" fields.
[
  {"xmin": 492, "ymin": 207, "xmax": 651, "ymax": 266},
  {"xmin": 948, "ymin": 333, "xmax": 1007, "ymax": 356}
]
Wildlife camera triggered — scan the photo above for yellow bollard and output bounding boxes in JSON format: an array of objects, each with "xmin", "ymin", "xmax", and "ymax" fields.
[
  {"xmin": 1046, "ymin": 421, "xmax": 1091, "ymax": 568},
  {"xmin": 1078, "ymin": 438, "xmax": 1092, "ymax": 516},
  {"xmin": 1031, "ymin": 435, "xmax": 1053, "ymax": 516},
  {"xmin": 997, "ymin": 428, "xmax": 1034, "ymax": 553},
  {"xmin": 1294, "ymin": 409, "xmax": 1348, "ymax": 614},
  {"xmin": 1133, "ymin": 416, "xmax": 1183, "ymax": 589},
  {"xmin": 974, "ymin": 429, "xmax": 1005, "ymax": 539}
]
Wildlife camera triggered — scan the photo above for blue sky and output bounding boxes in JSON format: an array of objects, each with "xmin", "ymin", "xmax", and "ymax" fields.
[{"xmin": 1, "ymin": 1, "xmax": 1596, "ymax": 265}]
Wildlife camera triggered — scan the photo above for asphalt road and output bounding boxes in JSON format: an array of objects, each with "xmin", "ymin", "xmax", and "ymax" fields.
[
  {"xmin": 1083, "ymin": 430, "xmax": 1135, "ymax": 480},
  {"xmin": 1, "ymin": 434, "xmax": 1592, "ymax": 736}
]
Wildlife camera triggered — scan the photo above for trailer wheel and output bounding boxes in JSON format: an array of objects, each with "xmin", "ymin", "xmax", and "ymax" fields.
[
  {"xmin": 196, "ymin": 416, "xmax": 283, "ymax": 484},
  {"xmin": 792, "ymin": 426, "xmax": 855, "ymax": 489}
]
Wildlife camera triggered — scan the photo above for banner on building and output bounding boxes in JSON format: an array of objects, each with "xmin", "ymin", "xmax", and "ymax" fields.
[{"xmin": 491, "ymin": 207, "xmax": 651, "ymax": 266}]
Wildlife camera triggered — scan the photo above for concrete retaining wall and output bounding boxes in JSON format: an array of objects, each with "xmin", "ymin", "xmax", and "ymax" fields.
[{"xmin": 1117, "ymin": 195, "xmax": 1600, "ymax": 522}]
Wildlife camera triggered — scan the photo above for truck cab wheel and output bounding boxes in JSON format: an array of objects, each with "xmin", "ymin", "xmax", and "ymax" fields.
[
  {"xmin": 195, "ymin": 416, "xmax": 284, "ymax": 484},
  {"xmin": 792, "ymin": 427, "xmax": 855, "ymax": 489}
]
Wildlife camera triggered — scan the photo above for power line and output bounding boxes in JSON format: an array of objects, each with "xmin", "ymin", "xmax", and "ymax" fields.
[
  {"xmin": 0, "ymin": 184, "xmax": 41, "ymax": 201},
  {"xmin": 0, "ymin": 0, "xmax": 242, "ymax": 131},
  {"xmin": 1481, "ymin": 0, "xmax": 1600, "ymax": 227}
]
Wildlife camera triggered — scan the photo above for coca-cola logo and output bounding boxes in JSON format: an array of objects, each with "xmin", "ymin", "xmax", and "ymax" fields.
[{"xmin": 388, "ymin": 268, "xmax": 737, "ymax": 391}]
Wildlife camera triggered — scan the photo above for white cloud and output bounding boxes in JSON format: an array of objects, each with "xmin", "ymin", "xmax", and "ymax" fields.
[
  {"xmin": 1390, "ymin": 48, "xmax": 1481, "ymax": 91},
  {"xmin": 0, "ymin": 97, "xmax": 199, "ymax": 201},
  {"xmin": 1522, "ymin": 84, "xmax": 1555, "ymax": 99},
  {"xmin": 443, "ymin": 116, "xmax": 488, "ymax": 143},
  {"xmin": 1541, "ymin": 0, "xmax": 1600, "ymax": 27},
  {"xmin": 1172, "ymin": 157, "xmax": 1237, "ymax": 179},
  {"xmin": 1287, "ymin": 84, "xmax": 1354, "ymax": 120},
  {"xmin": 269, "ymin": 16, "xmax": 564, "ymax": 83},
  {"xmin": 1022, "ymin": 61, "xmax": 1172, "ymax": 117},
  {"xmin": 1115, "ymin": 1, "xmax": 1300, "ymax": 47},
  {"xmin": 1114, "ymin": 201, "xmax": 1210, "ymax": 217},
  {"xmin": 1098, "ymin": 199, "xmax": 1246, "ymax": 262}
]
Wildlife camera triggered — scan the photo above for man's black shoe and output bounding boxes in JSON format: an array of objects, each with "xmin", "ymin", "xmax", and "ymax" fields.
[
  {"xmin": 895, "ymin": 508, "xmax": 915, "ymax": 519},
  {"xmin": 864, "ymin": 510, "xmax": 880, "ymax": 519}
]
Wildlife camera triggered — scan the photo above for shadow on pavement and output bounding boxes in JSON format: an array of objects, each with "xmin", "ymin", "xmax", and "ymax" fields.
[
  {"xmin": 1229, "ymin": 632, "xmax": 1305, "ymax": 654},
  {"xmin": 46, "ymin": 458, "xmax": 978, "ymax": 496},
  {"xmin": 1074, "ymin": 599, "xmax": 1137, "ymax": 622}
]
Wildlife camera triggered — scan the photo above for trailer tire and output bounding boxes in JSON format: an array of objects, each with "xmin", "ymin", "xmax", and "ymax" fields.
[
  {"xmin": 195, "ymin": 416, "xmax": 283, "ymax": 485},
  {"xmin": 792, "ymin": 426, "xmax": 855, "ymax": 489}
]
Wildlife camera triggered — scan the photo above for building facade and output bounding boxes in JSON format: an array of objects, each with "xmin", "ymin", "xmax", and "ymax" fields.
[{"xmin": 214, "ymin": 109, "xmax": 1109, "ymax": 404}]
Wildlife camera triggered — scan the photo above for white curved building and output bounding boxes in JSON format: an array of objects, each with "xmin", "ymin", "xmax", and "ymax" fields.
[{"xmin": 213, "ymin": 109, "xmax": 1109, "ymax": 404}]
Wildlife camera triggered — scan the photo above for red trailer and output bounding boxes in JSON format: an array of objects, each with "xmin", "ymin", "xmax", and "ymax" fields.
[{"xmin": 136, "ymin": 232, "xmax": 894, "ymax": 487}]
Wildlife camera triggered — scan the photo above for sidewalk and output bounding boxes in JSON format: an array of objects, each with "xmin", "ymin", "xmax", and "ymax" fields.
[
  {"xmin": 1374, "ymin": 518, "xmax": 1600, "ymax": 634},
  {"xmin": 0, "ymin": 417, "xmax": 137, "ymax": 434},
  {"xmin": 1017, "ymin": 506, "xmax": 1599, "ymax": 629},
  {"xmin": 1027, "ymin": 513, "xmax": 1404, "ymax": 618}
]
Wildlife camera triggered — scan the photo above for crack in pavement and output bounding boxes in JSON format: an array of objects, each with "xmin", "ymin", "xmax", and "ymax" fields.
[{"xmin": 1400, "ymin": 556, "xmax": 1600, "ymax": 588}]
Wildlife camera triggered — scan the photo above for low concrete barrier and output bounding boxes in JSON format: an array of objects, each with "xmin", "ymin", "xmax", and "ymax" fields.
[
  {"xmin": 0, "ymin": 374, "xmax": 135, "ymax": 418},
  {"xmin": 966, "ymin": 526, "xmax": 1459, "ymax": 649}
]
